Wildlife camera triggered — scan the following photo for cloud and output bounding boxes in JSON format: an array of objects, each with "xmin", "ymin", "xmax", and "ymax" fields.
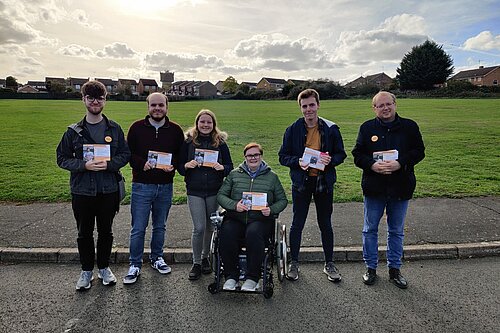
[
  {"xmin": 96, "ymin": 42, "xmax": 136, "ymax": 58},
  {"xmin": 142, "ymin": 51, "xmax": 225, "ymax": 72},
  {"xmin": 56, "ymin": 44, "xmax": 95, "ymax": 59},
  {"xmin": 463, "ymin": 31, "xmax": 500, "ymax": 51},
  {"xmin": 231, "ymin": 34, "xmax": 338, "ymax": 71},
  {"xmin": 71, "ymin": 9, "xmax": 102, "ymax": 30},
  {"xmin": 333, "ymin": 14, "xmax": 428, "ymax": 64}
]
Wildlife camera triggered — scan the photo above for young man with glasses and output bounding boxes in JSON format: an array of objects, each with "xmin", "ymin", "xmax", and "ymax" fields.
[
  {"xmin": 57, "ymin": 80, "xmax": 130, "ymax": 291},
  {"xmin": 279, "ymin": 88, "xmax": 347, "ymax": 282},
  {"xmin": 352, "ymin": 91, "xmax": 425, "ymax": 289}
]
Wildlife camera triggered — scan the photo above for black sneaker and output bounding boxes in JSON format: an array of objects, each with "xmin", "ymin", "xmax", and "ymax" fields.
[
  {"xmin": 201, "ymin": 258, "xmax": 212, "ymax": 274},
  {"xmin": 389, "ymin": 268, "xmax": 408, "ymax": 289},
  {"xmin": 189, "ymin": 264, "xmax": 202, "ymax": 280},
  {"xmin": 362, "ymin": 268, "xmax": 377, "ymax": 285}
]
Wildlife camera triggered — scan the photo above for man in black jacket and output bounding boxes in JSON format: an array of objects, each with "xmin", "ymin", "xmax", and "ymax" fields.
[
  {"xmin": 352, "ymin": 91, "xmax": 425, "ymax": 289},
  {"xmin": 57, "ymin": 80, "xmax": 130, "ymax": 291}
]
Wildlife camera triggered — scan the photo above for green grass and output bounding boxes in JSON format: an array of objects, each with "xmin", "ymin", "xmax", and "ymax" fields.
[{"xmin": 0, "ymin": 98, "xmax": 499, "ymax": 203}]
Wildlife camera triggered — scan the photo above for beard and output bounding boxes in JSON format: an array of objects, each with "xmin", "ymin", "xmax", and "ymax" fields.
[
  {"xmin": 87, "ymin": 105, "xmax": 104, "ymax": 115},
  {"xmin": 149, "ymin": 112, "xmax": 166, "ymax": 122}
]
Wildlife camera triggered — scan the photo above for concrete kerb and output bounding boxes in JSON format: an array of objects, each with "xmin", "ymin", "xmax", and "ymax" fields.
[{"xmin": 1, "ymin": 241, "xmax": 499, "ymax": 264}]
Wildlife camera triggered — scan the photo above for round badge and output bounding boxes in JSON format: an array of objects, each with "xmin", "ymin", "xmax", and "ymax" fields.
[
  {"xmin": 105, "ymin": 136, "xmax": 112, "ymax": 143},
  {"xmin": 371, "ymin": 135, "xmax": 378, "ymax": 142}
]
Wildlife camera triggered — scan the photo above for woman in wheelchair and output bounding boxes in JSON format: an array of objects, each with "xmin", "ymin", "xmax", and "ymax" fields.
[{"xmin": 217, "ymin": 142, "xmax": 288, "ymax": 291}]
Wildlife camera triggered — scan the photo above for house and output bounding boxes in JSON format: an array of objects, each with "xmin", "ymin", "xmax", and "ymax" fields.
[
  {"xmin": 45, "ymin": 77, "xmax": 67, "ymax": 91},
  {"xmin": 344, "ymin": 72, "xmax": 393, "ymax": 89},
  {"xmin": 215, "ymin": 80, "xmax": 224, "ymax": 93},
  {"xmin": 240, "ymin": 81, "xmax": 257, "ymax": 90},
  {"xmin": 17, "ymin": 85, "xmax": 39, "ymax": 93},
  {"xmin": 450, "ymin": 65, "xmax": 500, "ymax": 86},
  {"xmin": 118, "ymin": 79, "xmax": 138, "ymax": 95},
  {"xmin": 68, "ymin": 77, "xmax": 88, "ymax": 92},
  {"xmin": 95, "ymin": 78, "xmax": 118, "ymax": 94},
  {"xmin": 169, "ymin": 81, "xmax": 217, "ymax": 97},
  {"xmin": 193, "ymin": 81, "xmax": 217, "ymax": 97},
  {"xmin": 137, "ymin": 79, "xmax": 159, "ymax": 95},
  {"xmin": 26, "ymin": 81, "xmax": 47, "ymax": 91},
  {"xmin": 256, "ymin": 77, "xmax": 287, "ymax": 91},
  {"xmin": 287, "ymin": 79, "xmax": 309, "ymax": 86},
  {"xmin": 0, "ymin": 79, "xmax": 5, "ymax": 88}
]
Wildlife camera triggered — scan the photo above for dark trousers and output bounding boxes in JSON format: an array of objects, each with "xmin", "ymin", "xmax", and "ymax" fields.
[
  {"xmin": 72, "ymin": 193, "xmax": 117, "ymax": 271},
  {"xmin": 290, "ymin": 177, "xmax": 335, "ymax": 262},
  {"xmin": 219, "ymin": 219, "xmax": 273, "ymax": 282}
]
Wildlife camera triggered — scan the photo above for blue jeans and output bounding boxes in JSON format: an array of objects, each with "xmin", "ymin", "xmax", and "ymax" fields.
[
  {"xmin": 362, "ymin": 196, "xmax": 409, "ymax": 270},
  {"xmin": 129, "ymin": 183, "xmax": 173, "ymax": 267},
  {"xmin": 289, "ymin": 177, "xmax": 335, "ymax": 263}
]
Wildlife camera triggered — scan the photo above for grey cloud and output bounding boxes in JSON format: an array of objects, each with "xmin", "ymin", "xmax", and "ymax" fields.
[
  {"xmin": 96, "ymin": 42, "xmax": 136, "ymax": 58},
  {"xmin": 56, "ymin": 44, "xmax": 95, "ymax": 58},
  {"xmin": 143, "ymin": 52, "xmax": 225, "ymax": 71}
]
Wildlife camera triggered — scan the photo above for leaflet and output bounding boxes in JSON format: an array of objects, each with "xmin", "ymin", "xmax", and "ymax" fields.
[
  {"xmin": 148, "ymin": 150, "xmax": 172, "ymax": 169},
  {"xmin": 301, "ymin": 147, "xmax": 327, "ymax": 170},
  {"xmin": 194, "ymin": 149, "xmax": 219, "ymax": 167},
  {"xmin": 242, "ymin": 192, "xmax": 268, "ymax": 211},
  {"xmin": 83, "ymin": 144, "xmax": 110, "ymax": 161},
  {"xmin": 373, "ymin": 149, "xmax": 399, "ymax": 161}
]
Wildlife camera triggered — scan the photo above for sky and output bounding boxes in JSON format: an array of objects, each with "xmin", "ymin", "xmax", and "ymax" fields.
[{"xmin": 1, "ymin": 0, "xmax": 500, "ymax": 85}]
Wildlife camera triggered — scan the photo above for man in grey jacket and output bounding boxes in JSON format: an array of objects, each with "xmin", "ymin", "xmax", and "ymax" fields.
[{"xmin": 57, "ymin": 80, "xmax": 130, "ymax": 291}]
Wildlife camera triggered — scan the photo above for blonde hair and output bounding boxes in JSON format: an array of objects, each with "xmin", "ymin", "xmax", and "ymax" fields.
[
  {"xmin": 372, "ymin": 91, "xmax": 396, "ymax": 106},
  {"xmin": 243, "ymin": 142, "xmax": 263, "ymax": 155},
  {"xmin": 185, "ymin": 109, "xmax": 227, "ymax": 148}
]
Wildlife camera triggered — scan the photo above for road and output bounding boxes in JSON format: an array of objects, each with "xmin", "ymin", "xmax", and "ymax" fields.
[{"xmin": 1, "ymin": 257, "xmax": 499, "ymax": 333}]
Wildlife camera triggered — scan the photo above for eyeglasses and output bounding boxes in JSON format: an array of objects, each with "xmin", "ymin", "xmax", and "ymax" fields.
[
  {"xmin": 85, "ymin": 95, "xmax": 106, "ymax": 103},
  {"xmin": 245, "ymin": 153, "xmax": 261, "ymax": 159},
  {"xmin": 374, "ymin": 102, "xmax": 394, "ymax": 109}
]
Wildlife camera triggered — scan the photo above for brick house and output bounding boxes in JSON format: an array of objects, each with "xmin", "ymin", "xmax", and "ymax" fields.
[
  {"xmin": 118, "ymin": 79, "xmax": 138, "ymax": 95},
  {"xmin": 95, "ymin": 78, "xmax": 118, "ymax": 94},
  {"xmin": 137, "ymin": 79, "xmax": 159, "ymax": 95},
  {"xmin": 26, "ymin": 81, "xmax": 47, "ymax": 91},
  {"xmin": 345, "ymin": 72, "xmax": 393, "ymax": 89},
  {"xmin": 256, "ymin": 77, "xmax": 287, "ymax": 91},
  {"xmin": 68, "ymin": 77, "xmax": 89, "ymax": 92},
  {"xmin": 450, "ymin": 65, "xmax": 500, "ymax": 86}
]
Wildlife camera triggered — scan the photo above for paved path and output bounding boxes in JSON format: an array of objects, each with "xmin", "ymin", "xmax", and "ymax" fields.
[{"xmin": 1, "ymin": 196, "xmax": 499, "ymax": 263}]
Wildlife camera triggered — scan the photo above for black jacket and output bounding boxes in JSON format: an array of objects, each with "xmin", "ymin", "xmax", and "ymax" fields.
[
  {"xmin": 56, "ymin": 115, "xmax": 130, "ymax": 196},
  {"xmin": 352, "ymin": 113, "xmax": 425, "ymax": 200},
  {"xmin": 178, "ymin": 135, "xmax": 233, "ymax": 197}
]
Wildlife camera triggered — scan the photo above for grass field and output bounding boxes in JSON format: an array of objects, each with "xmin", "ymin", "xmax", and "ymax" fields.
[{"xmin": 0, "ymin": 98, "xmax": 499, "ymax": 204}]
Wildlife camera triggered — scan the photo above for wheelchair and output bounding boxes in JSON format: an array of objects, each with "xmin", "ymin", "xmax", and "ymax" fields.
[{"xmin": 207, "ymin": 210, "xmax": 288, "ymax": 299}]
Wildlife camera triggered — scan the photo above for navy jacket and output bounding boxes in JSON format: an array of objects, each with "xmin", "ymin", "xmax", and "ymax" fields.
[
  {"xmin": 56, "ymin": 115, "xmax": 130, "ymax": 196},
  {"xmin": 279, "ymin": 117, "xmax": 346, "ymax": 192},
  {"xmin": 352, "ymin": 113, "xmax": 425, "ymax": 200}
]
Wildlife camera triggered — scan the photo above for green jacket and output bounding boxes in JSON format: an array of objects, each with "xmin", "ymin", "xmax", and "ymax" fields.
[{"xmin": 217, "ymin": 161, "xmax": 288, "ymax": 223}]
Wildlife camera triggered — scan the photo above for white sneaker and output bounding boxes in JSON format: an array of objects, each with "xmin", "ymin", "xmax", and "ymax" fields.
[
  {"xmin": 76, "ymin": 270, "xmax": 93, "ymax": 291},
  {"xmin": 223, "ymin": 278, "xmax": 238, "ymax": 290},
  {"xmin": 241, "ymin": 279, "xmax": 258, "ymax": 291},
  {"xmin": 151, "ymin": 257, "xmax": 172, "ymax": 274},
  {"xmin": 98, "ymin": 267, "xmax": 117, "ymax": 286},
  {"xmin": 123, "ymin": 265, "xmax": 141, "ymax": 285}
]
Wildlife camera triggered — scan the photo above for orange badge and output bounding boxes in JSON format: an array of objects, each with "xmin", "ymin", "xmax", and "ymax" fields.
[
  {"xmin": 371, "ymin": 135, "xmax": 378, "ymax": 142},
  {"xmin": 105, "ymin": 136, "xmax": 112, "ymax": 143}
]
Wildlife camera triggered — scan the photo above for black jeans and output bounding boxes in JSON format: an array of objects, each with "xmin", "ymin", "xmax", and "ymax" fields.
[
  {"xmin": 219, "ymin": 219, "xmax": 273, "ymax": 282},
  {"xmin": 290, "ymin": 176, "xmax": 335, "ymax": 263},
  {"xmin": 72, "ymin": 193, "xmax": 117, "ymax": 271}
]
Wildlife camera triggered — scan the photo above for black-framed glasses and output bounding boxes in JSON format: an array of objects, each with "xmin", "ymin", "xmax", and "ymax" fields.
[
  {"xmin": 245, "ymin": 153, "xmax": 261, "ymax": 159},
  {"xmin": 85, "ymin": 95, "xmax": 106, "ymax": 103}
]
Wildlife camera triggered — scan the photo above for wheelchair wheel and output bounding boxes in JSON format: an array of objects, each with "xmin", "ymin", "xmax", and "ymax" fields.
[
  {"xmin": 208, "ymin": 282, "xmax": 219, "ymax": 294},
  {"xmin": 263, "ymin": 282, "xmax": 274, "ymax": 299},
  {"xmin": 209, "ymin": 231, "xmax": 218, "ymax": 272},
  {"xmin": 276, "ymin": 222, "xmax": 288, "ymax": 282}
]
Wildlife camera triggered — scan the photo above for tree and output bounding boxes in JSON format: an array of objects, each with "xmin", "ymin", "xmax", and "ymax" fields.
[
  {"xmin": 222, "ymin": 76, "xmax": 238, "ymax": 94},
  {"xmin": 396, "ymin": 40, "xmax": 454, "ymax": 91},
  {"xmin": 5, "ymin": 76, "xmax": 18, "ymax": 91}
]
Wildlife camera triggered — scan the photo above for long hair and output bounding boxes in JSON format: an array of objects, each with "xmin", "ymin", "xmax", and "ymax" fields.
[{"xmin": 185, "ymin": 109, "xmax": 227, "ymax": 148}]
